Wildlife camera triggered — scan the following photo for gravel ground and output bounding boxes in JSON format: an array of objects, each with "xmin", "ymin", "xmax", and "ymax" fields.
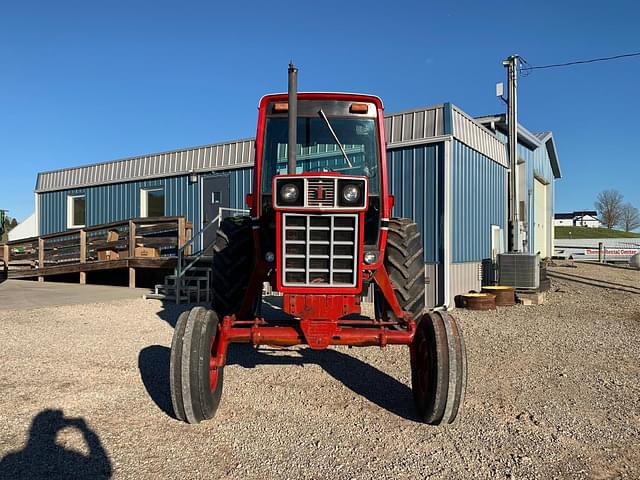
[{"xmin": 0, "ymin": 261, "xmax": 638, "ymax": 479}]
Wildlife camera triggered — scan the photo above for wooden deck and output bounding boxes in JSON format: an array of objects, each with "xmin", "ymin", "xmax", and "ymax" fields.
[{"xmin": 2, "ymin": 217, "xmax": 191, "ymax": 288}]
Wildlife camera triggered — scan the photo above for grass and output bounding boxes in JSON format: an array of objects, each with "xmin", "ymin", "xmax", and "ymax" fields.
[{"xmin": 555, "ymin": 226, "xmax": 640, "ymax": 239}]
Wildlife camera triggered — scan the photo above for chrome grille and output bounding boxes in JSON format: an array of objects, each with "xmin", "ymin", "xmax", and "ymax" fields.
[
  {"xmin": 282, "ymin": 213, "xmax": 358, "ymax": 287},
  {"xmin": 306, "ymin": 178, "xmax": 335, "ymax": 207}
]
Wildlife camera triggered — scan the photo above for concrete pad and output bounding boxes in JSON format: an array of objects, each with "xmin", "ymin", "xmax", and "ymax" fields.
[{"xmin": 0, "ymin": 279, "xmax": 150, "ymax": 310}]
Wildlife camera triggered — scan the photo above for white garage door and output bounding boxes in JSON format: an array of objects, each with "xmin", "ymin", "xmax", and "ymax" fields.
[{"xmin": 534, "ymin": 178, "xmax": 548, "ymax": 258}]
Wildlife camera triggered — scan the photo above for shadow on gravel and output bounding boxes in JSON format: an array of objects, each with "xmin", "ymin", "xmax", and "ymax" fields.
[
  {"xmin": 138, "ymin": 346, "xmax": 175, "ymax": 418},
  {"xmin": 146, "ymin": 298, "xmax": 417, "ymax": 421},
  {"xmin": 227, "ymin": 344, "xmax": 418, "ymax": 421},
  {"xmin": 154, "ymin": 302, "xmax": 198, "ymax": 329},
  {"xmin": 0, "ymin": 409, "xmax": 112, "ymax": 480}
]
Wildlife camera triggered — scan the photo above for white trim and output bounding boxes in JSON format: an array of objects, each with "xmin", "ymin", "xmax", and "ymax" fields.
[
  {"xmin": 66, "ymin": 194, "xmax": 86, "ymax": 229},
  {"xmin": 34, "ymin": 192, "xmax": 40, "ymax": 236},
  {"xmin": 140, "ymin": 187, "xmax": 164, "ymax": 218},
  {"xmin": 386, "ymin": 134, "xmax": 454, "ymax": 151},
  {"xmin": 443, "ymin": 138, "xmax": 452, "ymax": 309},
  {"xmin": 491, "ymin": 224, "xmax": 503, "ymax": 261}
]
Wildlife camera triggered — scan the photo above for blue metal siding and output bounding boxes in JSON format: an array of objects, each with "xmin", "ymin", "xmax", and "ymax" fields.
[
  {"xmin": 39, "ymin": 169, "xmax": 254, "ymax": 237},
  {"xmin": 452, "ymin": 140, "xmax": 507, "ymax": 262},
  {"xmin": 39, "ymin": 176, "xmax": 200, "ymax": 236},
  {"xmin": 492, "ymin": 130, "xmax": 556, "ymax": 254},
  {"xmin": 532, "ymin": 145, "xmax": 553, "ymax": 183},
  {"xmin": 229, "ymin": 168, "xmax": 253, "ymax": 210},
  {"xmin": 387, "ymin": 143, "xmax": 444, "ymax": 263}
]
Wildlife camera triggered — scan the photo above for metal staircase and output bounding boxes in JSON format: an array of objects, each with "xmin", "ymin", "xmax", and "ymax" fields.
[
  {"xmin": 145, "ymin": 208, "xmax": 249, "ymax": 304},
  {"xmin": 146, "ymin": 266, "xmax": 211, "ymax": 302}
]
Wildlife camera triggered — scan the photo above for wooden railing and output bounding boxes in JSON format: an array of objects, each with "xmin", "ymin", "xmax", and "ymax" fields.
[{"xmin": 1, "ymin": 216, "xmax": 192, "ymax": 272}]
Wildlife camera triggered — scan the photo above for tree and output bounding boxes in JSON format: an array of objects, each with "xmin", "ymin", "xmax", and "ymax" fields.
[
  {"xmin": 595, "ymin": 189, "xmax": 624, "ymax": 229},
  {"xmin": 0, "ymin": 214, "xmax": 18, "ymax": 243},
  {"xmin": 619, "ymin": 203, "xmax": 640, "ymax": 232}
]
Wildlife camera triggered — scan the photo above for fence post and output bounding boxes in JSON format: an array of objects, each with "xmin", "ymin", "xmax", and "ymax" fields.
[
  {"xmin": 128, "ymin": 220, "xmax": 136, "ymax": 258},
  {"xmin": 185, "ymin": 223, "xmax": 193, "ymax": 256},
  {"xmin": 598, "ymin": 242, "xmax": 603, "ymax": 263},
  {"xmin": 128, "ymin": 220, "xmax": 136, "ymax": 288},
  {"xmin": 2, "ymin": 244, "xmax": 8, "ymax": 264},
  {"xmin": 178, "ymin": 217, "xmax": 186, "ymax": 250},
  {"xmin": 79, "ymin": 229, "xmax": 87, "ymax": 284},
  {"xmin": 38, "ymin": 238, "xmax": 45, "ymax": 282}
]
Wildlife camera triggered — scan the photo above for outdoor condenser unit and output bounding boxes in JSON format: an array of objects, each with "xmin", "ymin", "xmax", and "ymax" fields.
[{"xmin": 497, "ymin": 253, "xmax": 540, "ymax": 290}]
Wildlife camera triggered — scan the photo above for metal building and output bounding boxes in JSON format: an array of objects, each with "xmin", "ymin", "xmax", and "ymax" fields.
[
  {"xmin": 31, "ymin": 102, "xmax": 559, "ymax": 308},
  {"xmin": 476, "ymin": 115, "xmax": 562, "ymax": 258}
]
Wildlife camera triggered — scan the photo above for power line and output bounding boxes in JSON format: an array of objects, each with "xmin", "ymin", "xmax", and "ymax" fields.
[{"xmin": 521, "ymin": 51, "xmax": 640, "ymax": 71}]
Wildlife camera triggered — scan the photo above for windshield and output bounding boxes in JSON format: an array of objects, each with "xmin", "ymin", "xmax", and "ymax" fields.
[{"xmin": 261, "ymin": 116, "xmax": 380, "ymax": 194}]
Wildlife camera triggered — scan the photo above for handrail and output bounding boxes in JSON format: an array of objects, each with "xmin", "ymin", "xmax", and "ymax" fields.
[
  {"xmin": 175, "ymin": 207, "xmax": 249, "ymax": 304},
  {"xmin": 2, "ymin": 216, "xmax": 189, "ymax": 269},
  {"xmin": 3, "ymin": 216, "xmax": 187, "ymax": 245}
]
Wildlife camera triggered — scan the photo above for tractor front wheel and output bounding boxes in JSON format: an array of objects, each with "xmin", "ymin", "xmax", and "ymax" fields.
[
  {"xmin": 410, "ymin": 311, "xmax": 467, "ymax": 425},
  {"xmin": 170, "ymin": 307, "xmax": 224, "ymax": 424}
]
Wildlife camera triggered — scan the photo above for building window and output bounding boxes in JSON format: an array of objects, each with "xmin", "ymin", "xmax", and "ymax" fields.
[
  {"xmin": 140, "ymin": 187, "xmax": 164, "ymax": 217},
  {"xmin": 67, "ymin": 194, "xmax": 86, "ymax": 229}
]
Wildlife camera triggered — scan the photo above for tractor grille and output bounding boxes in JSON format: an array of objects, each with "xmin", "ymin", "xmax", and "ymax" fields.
[
  {"xmin": 282, "ymin": 213, "xmax": 358, "ymax": 287},
  {"xmin": 307, "ymin": 178, "xmax": 335, "ymax": 207}
]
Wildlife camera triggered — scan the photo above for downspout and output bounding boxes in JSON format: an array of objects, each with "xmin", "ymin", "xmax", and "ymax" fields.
[
  {"xmin": 433, "ymin": 136, "xmax": 453, "ymax": 311},
  {"xmin": 442, "ymin": 137, "xmax": 453, "ymax": 309}
]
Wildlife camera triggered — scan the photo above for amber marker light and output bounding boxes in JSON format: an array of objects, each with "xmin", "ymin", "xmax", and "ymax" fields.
[
  {"xmin": 349, "ymin": 103, "xmax": 368, "ymax": 113},
  {"xmin": 273, "ymin": 102, "xmax": 289, "ymax": 112}
]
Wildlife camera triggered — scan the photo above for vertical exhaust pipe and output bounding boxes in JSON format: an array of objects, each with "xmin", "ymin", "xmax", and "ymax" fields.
[{"xmin": 287, "ymin": 63, "xmax": 298, "ymax": 174}]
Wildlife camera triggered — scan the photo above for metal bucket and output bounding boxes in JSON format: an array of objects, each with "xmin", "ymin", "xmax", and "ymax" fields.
[
  {"xmin": 462, "ymin": 293, "xmax": 496, "ymax": 311},
  {"xmin": 481, "ymin": 286, "xmax": 516, "ymax": 306}
]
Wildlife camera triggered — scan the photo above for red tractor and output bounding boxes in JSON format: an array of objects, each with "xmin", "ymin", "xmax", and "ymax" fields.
[{"xmin": 169, "ymin": 65, "xmax": 466, "ymax": 425}]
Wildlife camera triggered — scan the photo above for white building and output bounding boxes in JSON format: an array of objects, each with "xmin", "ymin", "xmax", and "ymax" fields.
[{"xmin": 554, "ymin": 211, "xmax": 601, "ymax": 228}]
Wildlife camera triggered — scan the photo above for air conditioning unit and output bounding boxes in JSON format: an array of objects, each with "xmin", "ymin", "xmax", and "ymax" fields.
[{"xmin": 497, "ymin": 253, "xmax": 540, "ymax": 290}]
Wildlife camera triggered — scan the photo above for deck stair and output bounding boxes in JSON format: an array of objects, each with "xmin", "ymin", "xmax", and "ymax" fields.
[
  {"xmin": 145, "ymin": 266, "xmax": 212, "ymax": 303},
  {"xmin": 168, "ymin": 207, "xmax": 249, "ymax": 304}
]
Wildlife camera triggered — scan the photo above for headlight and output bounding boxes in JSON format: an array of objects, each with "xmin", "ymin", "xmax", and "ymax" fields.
[
  {"xmin": 280, "ymin": 183, "xmax": 299, "ymax": 202},
  {"xmin": 342, "ymin": 184, "xmax": 360, "ymax": 203},
  {"xmin": 363, "ymin": 251, "xmax": 378, "ymax": 264}
]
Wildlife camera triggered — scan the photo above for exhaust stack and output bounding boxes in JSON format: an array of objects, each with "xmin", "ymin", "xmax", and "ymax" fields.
[{"xmin": 287, "ymin": 63, "xmax": 298, "ymax": 174}]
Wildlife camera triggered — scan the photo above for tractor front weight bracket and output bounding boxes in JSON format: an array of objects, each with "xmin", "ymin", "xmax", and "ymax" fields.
[{"xmin": 211, "ymin": 311, "xmax": 417, "ymax": 368}]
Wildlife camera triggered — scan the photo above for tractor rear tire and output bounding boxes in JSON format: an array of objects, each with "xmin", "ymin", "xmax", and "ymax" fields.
[
  {"xmin": 169, "ymin": 306, "xmax": 224, "ymax": 424},
  {"xmin": 211, "ymin": 216, "xmax": 253, "ymax": 316},
  {"xmin": 381, "ymin": 218, "xmax": 425, "ymax": 320},
  {"xmin": 410, "ymin": 311, "xmax": 467, "ymax": 425}
]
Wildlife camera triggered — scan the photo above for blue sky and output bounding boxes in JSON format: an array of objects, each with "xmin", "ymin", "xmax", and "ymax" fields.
[{"xmin": 1, "ymin": 0, "xmax": 639, "ymax": 222}]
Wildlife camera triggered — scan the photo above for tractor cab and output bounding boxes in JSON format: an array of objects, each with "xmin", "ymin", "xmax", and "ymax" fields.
[{"xmin": 252, "ymin": 93, "xmax": 390, "ymax": 297}]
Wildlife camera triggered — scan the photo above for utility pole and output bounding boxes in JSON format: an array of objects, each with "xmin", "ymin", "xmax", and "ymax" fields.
[{"xmin": 503, "ymin": 55, "xmax": 520, "ymax": 252}]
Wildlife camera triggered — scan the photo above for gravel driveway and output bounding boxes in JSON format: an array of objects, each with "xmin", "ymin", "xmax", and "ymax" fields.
[{"xmin": 0, "ymin": 262, "xmax": 638, "ymax": 479}]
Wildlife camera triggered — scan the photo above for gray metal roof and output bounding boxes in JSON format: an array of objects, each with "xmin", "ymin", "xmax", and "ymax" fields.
[
  {"xmin": 384, "ymin": 104, "xmax": 446, "ymax": 144},
  {"xmin": 533, "ymin": 131, "xmax": 562, "ymax": 179},
  {"xmin": 451, "ymin": 106, "xmax": 508, "ymax": 167},
  {"xmin": 36, "ymin": 138, "xmax": 255, "ymax": 193},
  {"xmin": 475, "ymin": 115, "xmax": 561, "ymax": 179},
  {"xmin": 36, "ymin": 104, "xmax": 508, "ymax": 193}
]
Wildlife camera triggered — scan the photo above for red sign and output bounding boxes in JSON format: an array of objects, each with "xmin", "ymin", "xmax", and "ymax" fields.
[{"xmin": 584, "ymin": 248, "xmax": 639, "ymax": 256}]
